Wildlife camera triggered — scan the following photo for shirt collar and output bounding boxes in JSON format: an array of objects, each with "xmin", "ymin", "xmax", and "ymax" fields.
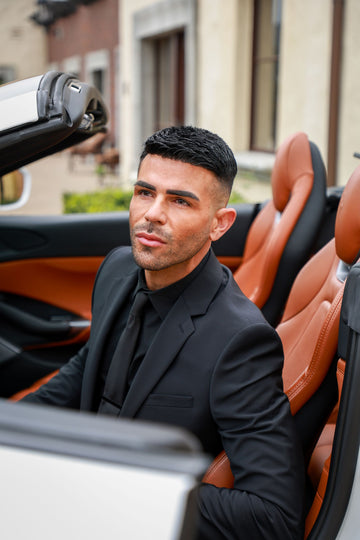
[{"xmin": 135, "ymin": 250, "xmax": 211, "ymax": 320}]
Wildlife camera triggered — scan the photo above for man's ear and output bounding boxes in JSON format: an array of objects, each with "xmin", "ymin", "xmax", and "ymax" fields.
[{"xmin": 210, "ymin": 207, "xmax": 237, "ymax": 242}]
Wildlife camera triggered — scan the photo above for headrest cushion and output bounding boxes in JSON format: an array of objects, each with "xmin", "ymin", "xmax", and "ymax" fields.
[
  {"xmin": 272, "ymin": 132, "xmax": 314, "ymax": 212},
  {"xmin": 335, "ymin": 164, "xmax": 360, "ymax": 264}
]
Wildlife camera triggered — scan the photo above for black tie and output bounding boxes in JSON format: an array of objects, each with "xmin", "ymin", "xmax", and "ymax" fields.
[{"xmin": 98, "ymin": 290, "xmax": 148, "ymax": 415}]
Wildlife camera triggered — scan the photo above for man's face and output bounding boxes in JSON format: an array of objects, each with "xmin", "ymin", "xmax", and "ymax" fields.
[{"xmin": 129, "ymin": 154, "xmax": 223, "ymax": 289}]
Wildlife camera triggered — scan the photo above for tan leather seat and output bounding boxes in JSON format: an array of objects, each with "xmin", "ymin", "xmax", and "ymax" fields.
[
  {"xmin": 303, "ymin": 169, "xmax": 360, "ymax": 531},
  {"xmin": 234, "ymin": 131, "xmax": 326, "ymax": 326},
  {"xmin": 203, "ymin": 164, "xmax": 360, "ymax": 536},
  {"xmin": 280, "ymin": 162, "xmax": 360, "ymax": 444}
]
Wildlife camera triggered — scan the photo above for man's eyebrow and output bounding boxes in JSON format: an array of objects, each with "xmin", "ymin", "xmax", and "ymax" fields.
[
  {"xmin": 166, "ymin": 189, "xmax": 200, "ymax": 201},
  {"xmin": 135, "ymin": 180, "xmax": 200, "ymax": 201},
  {"xmin": 134, "ymin": 180, "xmax": 156, "ymax": 191}
]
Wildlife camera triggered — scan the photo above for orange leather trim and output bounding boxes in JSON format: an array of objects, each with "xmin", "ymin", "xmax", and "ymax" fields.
[
  {"xmin": 272, "ymin": 132, "xmax": 314, "ymax": 212},
  {"xmin": 335, "ymin": 164, "xmax": 360, "ymax": 264},
  {"xmin": 305, "ymin": 455, "xmax": 331, "ymax": 539},
  {"xmin": 0, "ymin": 256, "xmax": 104, "ymax": 320},
  {"xmin": 217, "ymin": 256, "xmax": 243, "ymax": 273},
  {"xmin": 202, "ymin": 450, "xmax": 234, "ymax": 488},
  {"xmin": 278, "ymin": 242, "xmax": 344, "ymax": 415}
]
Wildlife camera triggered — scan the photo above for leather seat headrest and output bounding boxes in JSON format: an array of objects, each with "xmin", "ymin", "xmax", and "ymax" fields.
[
  {"xmin": 335, "ymin": 164, "xmax": 360, "ymax": 265},
  {"xmin": 272, "ymin": 131, "xmax": 314, "ymax": 212}
]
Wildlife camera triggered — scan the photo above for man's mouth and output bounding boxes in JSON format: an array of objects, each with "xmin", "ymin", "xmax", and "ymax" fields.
[{"xmin": 135, "ymin": 231, "xmax": 166, "ymax": 248}]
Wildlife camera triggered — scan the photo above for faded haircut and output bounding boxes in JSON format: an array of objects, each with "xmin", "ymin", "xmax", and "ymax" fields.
[{"xmin": 139, "ymin": 125, "xmax": 237, "ymax": 198}]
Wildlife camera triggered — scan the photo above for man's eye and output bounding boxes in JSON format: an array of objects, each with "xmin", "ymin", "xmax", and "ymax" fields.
[
  {"xmin": 174, "ymin": 198, "xmax": 190, "ymax": 207},
  {"xmin": 138, "ymin": 189, "xmax": 152, "ymax": 197}
]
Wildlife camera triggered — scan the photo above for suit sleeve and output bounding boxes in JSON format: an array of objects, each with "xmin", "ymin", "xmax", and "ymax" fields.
[
  {"xmin": 197, "ymin": 323, "xmax": 305, "ymax": 539},
  {"xmin": 21, "ymin": 343, "xmax": 88, "ymax": 409}
]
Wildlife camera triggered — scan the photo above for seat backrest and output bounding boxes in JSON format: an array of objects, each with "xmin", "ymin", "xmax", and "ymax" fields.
[
  {"xmin": 202, "ymin": 164, "xmax": 360, "ymax": 494},
  {"xmin": 234, "ymin": 131, "xmax": 326, "ymax": 325},
  {"xmin": 280, "ymin": 164, "xmax": 360, "ymax": 455},
  {"xmin": 302, "ymin": 170, "xmax": 360, "ymax": 535}
]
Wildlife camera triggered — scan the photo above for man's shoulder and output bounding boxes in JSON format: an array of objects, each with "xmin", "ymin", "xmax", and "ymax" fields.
[
  {"xmin": 214, "ymin": 270, "xmax": 271, "ymax": 329},
  {"xmin": 103, "ymin": 246, "xmax": 135, "ymax": 269},
  {"xmin": 95, "ymin": 246, "xmax": 137, "ymax": 286}
]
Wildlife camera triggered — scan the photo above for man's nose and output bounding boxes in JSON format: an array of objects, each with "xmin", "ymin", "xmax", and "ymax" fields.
[{"xmin": 144, "ymin": 197, "xmax": 167, "ymax": 224}]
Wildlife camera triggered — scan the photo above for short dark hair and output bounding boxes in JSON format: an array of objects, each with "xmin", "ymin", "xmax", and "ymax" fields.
[{"xmin": 139, "ymin": 126, "xmax": 237, "ymax": 196}]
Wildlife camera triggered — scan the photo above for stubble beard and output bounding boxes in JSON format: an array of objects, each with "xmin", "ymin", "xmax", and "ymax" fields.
[
  {"xmin": 130, "ymin": 223, "xmax": 174, "ymax": 271},
  {"xmin": 130, "ymin": 223, "xmax": 210, "ymax": 272}
]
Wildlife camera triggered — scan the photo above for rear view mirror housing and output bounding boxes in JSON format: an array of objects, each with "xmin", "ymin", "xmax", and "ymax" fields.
[{"xmin": 0, "ymin": 71, "xmax": 108, "ymax": 177}]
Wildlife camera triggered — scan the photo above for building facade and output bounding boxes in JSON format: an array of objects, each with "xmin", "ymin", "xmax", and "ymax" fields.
[
  {"xmin": 1, "ymin": 0, "xmax": 359, "ymax": 190},
  {"xmin": 0, "ymin": 0, "xmax": 47, "ymax": 84},
  {"xmin": 119, "ymin": 0, "xmax": 360, "ymax": 188}
]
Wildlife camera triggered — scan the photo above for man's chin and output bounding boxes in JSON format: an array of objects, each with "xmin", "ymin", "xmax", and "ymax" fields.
[{"xmin": 132, "ymin": 247, "xmax": 163, "ymax": 271}]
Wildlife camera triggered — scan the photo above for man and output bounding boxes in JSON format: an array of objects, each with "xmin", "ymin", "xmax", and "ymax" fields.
[{"xmin": 23, "ymin": 126, "xmax": 304, "ymax": 538}]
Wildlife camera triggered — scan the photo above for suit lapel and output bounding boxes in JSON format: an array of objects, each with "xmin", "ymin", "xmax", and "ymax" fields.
[
  {"xmin": 120, "ymin": 295, "xmax": 194, "ymax": 417},
  {"xmin": 81, "ymin": 270, "xmax": 138, "ymax": 410}
]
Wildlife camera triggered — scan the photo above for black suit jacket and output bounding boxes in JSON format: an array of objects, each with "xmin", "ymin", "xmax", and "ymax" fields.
[{"xmin": 24, "ymin": 247, "xmax": 304, "ymax": 538}]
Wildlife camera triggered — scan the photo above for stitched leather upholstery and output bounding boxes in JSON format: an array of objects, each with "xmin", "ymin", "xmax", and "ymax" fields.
[
  {"xmin": 233, "ymin": 131, "xmax": 326, "ymax": 326},
  {"xmin": 280, "ymin": 165, "xmax": 360, "ymax": 416},
  {"xmin": 278, "ymin": 242, "xmax": 344, "ymax": 416}
]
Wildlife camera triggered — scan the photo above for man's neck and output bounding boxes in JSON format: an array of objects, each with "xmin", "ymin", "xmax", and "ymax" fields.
[{"xmin": 144, "ymin": 248, "xmax": 211, "ymax": 291}]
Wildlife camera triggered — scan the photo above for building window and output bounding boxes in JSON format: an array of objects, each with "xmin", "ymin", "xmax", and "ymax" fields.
[
  {"xmin": 152, "ymin": 31, "xmax": 185, "ymax": 132},
  {"xmin": 85, "ymin": 50, "xmax": 109, "ymax": 102},
  {"xmin": 0, "ymin": 66, "xmax": 15, "ymax": 86},
  {"xmin": 134, "ymin": 0, "xmax": 196, "ymax": 156},
  {"xmin": 251, "ymin": 0, "xmax": 282, "ymax": 152},
  {"xmin": 141, "ymin": 30, "xmax": 185, "ymax": 139},
  {"xmin": 63, "ymin": 55, "xmax": 81, "ymax": 80},
  {"xmin": 92, "ymin": 68, "xmax": 105, "ymax": 95}
]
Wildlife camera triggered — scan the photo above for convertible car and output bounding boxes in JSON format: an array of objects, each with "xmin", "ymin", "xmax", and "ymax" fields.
[{"xmin": 1, "ymin": 71, "xmax": 360, "ymax": 539}]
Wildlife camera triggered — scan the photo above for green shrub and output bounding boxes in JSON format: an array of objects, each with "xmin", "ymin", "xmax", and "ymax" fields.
[
  {"xmin": 63, "ymin": 188, "xmax": 245, "ymax": 214},
  {"xmin": 63, "ymin": 189, "xmax": 133, "ymax": 213},
  {"xmin": 229, "ymin": 191, "xmax": 245, "ymax": 204}
]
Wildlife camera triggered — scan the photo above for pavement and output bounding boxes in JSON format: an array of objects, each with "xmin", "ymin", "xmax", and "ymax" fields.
[{"xmin": 4, "ymin": 151, "xmax": 272, "ymax": 216}]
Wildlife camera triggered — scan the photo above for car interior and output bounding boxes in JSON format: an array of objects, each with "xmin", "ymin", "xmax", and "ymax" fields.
[{"xmin": 1, "ymin": 71, "xmax": 360, "ymax": 539}]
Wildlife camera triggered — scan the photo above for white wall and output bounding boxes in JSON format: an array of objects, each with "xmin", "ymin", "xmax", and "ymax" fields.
[
  {"xmin": 337, "ymin": 0, "xmax": 360, "ymax": 185},
  {"xmin": 0, "ymin": 0, "xmax": 47, "ymax": 82},
  {"xmin": 277, "ymin": 0, "xmax": 333, "ymax": 163}
]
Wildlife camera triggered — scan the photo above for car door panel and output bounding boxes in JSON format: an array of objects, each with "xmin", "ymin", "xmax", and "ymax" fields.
[
  {"xmin": 0, "ymin": 256, "xmax": 100, "ymax": 397},
  {"xmin": 0, "ymin": 257, "xmax": 102, "ymax": 318}
]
